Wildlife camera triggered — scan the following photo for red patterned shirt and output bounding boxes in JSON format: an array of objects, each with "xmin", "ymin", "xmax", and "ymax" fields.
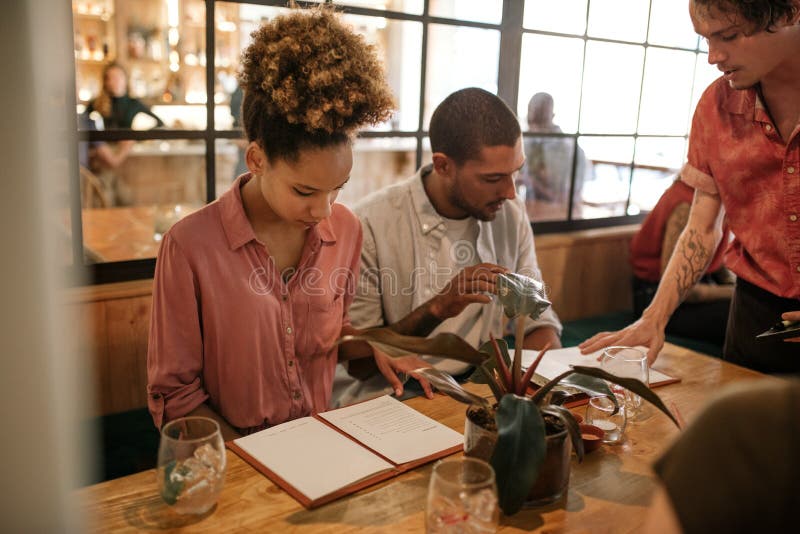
[{"xmin": 682, "ymin": 77, "xmax": 800, "ymax": 299}]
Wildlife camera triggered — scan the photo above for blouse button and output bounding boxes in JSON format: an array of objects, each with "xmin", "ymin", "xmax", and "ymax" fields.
[
  {"xmin": 791, "ymin": 214, "xmax": 798, "ymax": 222},
  {"xmin": 286, "ymin": 326, "xmax": 293, "ymax": 334},
  {"xmin": 765, "ymin": 124, "xmax": 773, "ymax": 132},
  {"xmin": 787, "ymin": 166, "xmax": 796, "ymax": 174}
]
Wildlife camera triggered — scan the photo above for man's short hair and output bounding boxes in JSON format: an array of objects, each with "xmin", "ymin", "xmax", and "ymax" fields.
[
  {"xmin": 429, "ymin": 87, "xmax": 521, "ymax": 166},
  {"xmin": 694, "ymin": 0, "xmax": 798, "ymax": 32}
]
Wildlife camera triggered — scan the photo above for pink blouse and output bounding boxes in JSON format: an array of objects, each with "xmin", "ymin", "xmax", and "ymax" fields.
[{"xmin": 147, "ymin": 174, "xmax": 362, "ymax": 433}]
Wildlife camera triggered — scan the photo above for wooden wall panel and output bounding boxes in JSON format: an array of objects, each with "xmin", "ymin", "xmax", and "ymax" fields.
[
  {"xmin": 69, "ymin": 227, "xmax": 638, "ymax": 415},
  {"xmin": 103, "ymin": 295, "xmax": 151, "ymax": 414},
  {"xmin": 535, "ymin": 226, "xmax": 637, "ymax": 322},
  {"xmin": 67, "ymin": 279, "xmax": 152, "ymax": 417}
]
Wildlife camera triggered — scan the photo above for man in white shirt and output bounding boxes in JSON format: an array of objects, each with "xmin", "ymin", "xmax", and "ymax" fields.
[{"xmin": 332, "ymin": 88, "xmax": 562, "ymax": 406}]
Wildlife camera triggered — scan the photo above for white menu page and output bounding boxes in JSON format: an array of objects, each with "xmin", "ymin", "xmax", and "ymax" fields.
[
  {"xmin": 520, "ymin": 346, "xmax": 676, "ymax": 386},
  {"xmin": 318, "ymin": 395, "xmax": 464, "ymax": 465},
  {"xmin": 233, "ymin": 416, "xmax": 393, "ymax": 502}
]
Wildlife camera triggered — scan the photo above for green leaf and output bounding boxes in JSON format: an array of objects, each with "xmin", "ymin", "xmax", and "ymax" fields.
[
  {"xmin": 471, "ymin": 338, "xmax": 512, "ymax": 383},
  {"xmin": 491, "ymin": 395, "xmax": 546, "ymax": 515},
  {"xmin": 571, "ymin": 365, "xmax": 680, "ymax": 427},
  {"xmin": 496, "ymin": 273, "xmax": 551, "ymax": 319},
  {"xmin": 412, "ymin": 367, "xmax": 491, "ymax": 409},
  {"xmin": 559, "ymin": 372, "xmax": 616, "ymax": 402},
  {"xmin": 338, "ymin": 328, "xmax": 487, "ymax": 365},
  {"xmin": 471, "ymin": 362, "xmax": 505, "ymax": 403},
  {"xmin": 542, "ymin": 405, "xmax": 584, "ymax": 463}
]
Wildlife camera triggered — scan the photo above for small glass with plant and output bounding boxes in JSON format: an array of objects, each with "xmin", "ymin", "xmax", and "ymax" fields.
[{"xmin": 342, "ymin": 272, "xmax": 679, "ymax": 515}]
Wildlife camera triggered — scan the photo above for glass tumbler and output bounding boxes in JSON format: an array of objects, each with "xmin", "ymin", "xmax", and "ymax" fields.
[
  {"xmin": 585, "ymin": 394, "xmax": 627, "ymax": 444},
  {"xmin": 600, "ymin": 346, "xmax": 649, "ymax": 418},
  {"xmin": 157, "ymin": 416, "xmax": 227, "ymax": 515},
  {"xmin": 426, "ymin": 457, "xmax": 499, "ymax": 533}
]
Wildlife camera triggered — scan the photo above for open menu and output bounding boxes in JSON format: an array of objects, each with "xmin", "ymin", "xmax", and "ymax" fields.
[
  {"xmin": 521, "ymin": 345, "xmax": 680, "ymax": 389},
  {"xmin": 227, "ymin": 395, "xmax": 463, "ymax": 509}
]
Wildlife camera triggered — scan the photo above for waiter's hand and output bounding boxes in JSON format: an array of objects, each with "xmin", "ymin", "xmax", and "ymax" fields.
[
  {"xmin": 781, "ymin": 311, "xmax": 800, "ymax": 342},
  {"xmin": 579, "ymin": 315, "xmax": 665, "ymax": 366}
]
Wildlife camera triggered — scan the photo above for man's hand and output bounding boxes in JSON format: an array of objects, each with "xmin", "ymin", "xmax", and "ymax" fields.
[
  {"xmin": 373, "ymin": 349, "xmax": 435, "ymax": 399},
  {"xmin": 782, "ymin": 311, "xmax": 800, "ymax": 343},
  {"xmin": 428, "ymin": 263, "xmax": 509, "ymax": 321},
  {"xmin": 578, "ymin": 314, "xmax": 666, "ymax": 366}
]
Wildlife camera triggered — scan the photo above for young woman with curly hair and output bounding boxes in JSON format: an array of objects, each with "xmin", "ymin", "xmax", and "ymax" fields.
[{"xmin": 147, "ymin": 8, "xmax": 399, "ymax": 439}]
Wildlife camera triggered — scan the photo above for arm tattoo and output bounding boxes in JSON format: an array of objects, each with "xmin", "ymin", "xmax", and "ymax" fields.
[{"xmin": 673, "ymin": 228, "xmax": 711, "ymax": 302}]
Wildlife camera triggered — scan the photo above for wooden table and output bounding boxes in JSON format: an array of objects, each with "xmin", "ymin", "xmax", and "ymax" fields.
[{"xmin": 78, "ymin": 343, "xmax": 771, "ymax": 532}]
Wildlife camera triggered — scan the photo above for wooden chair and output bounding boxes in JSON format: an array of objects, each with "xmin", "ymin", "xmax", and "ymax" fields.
[{"xmin": 80, "ymin": 165, "xmax": 110, "ymax": 208}]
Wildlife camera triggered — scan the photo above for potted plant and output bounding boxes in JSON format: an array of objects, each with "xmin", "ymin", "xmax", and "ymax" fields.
[{"xmin": 341, "ymin": 273, "xmax": 679, "ymax": 515}]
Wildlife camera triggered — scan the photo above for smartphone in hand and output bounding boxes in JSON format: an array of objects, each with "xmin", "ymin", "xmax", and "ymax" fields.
[{"xmin": 756, "ymin": 319, "xmax": 800, "ymax": 340}]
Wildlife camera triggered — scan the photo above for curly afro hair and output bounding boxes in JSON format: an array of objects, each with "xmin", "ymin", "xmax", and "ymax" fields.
[{"xmin": 238, "ymin": 8, "xmax": 395, "ymax": 162}]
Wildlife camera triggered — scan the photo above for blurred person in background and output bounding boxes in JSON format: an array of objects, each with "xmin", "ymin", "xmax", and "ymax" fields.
[
  {"xmin": 83, "ymin": 62, "xmax": 164, "ymax": 202},
  {"xmin": 519, "ymin": 92, "xmax": 591, "ymax": 217}
]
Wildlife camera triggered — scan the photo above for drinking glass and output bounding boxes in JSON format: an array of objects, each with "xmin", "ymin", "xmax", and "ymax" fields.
[
  {"xmin": 426, "ymin": 457, "xmax": 499, "ymax": 533},
  {"xmin": 600, "ymin": 346, "xmax": 649, "ymax": 420},
  {"xmin": 157, "ymin": 416, "xmax": 227, "ymax": 515},
  {"xmin": 585, "ymin": 394, "xmax": 627, "ymax": 444}
]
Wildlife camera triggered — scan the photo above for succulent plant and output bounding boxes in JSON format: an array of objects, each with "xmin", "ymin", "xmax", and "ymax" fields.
[{"xmin": 340, "ymin": 273, "xmax": 678, "ymax": 514}]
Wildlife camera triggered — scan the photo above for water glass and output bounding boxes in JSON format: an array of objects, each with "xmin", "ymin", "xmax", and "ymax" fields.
[
  {"xmin": 585, "ymin": 394, "xmax": 627, "ymax": 444},
  {"xmin": 157, "ymin": 416, "xmax": 227, "ymax": 515},
  {"xmin": 600, "ymin": 346, "xmax": 649, "ymax": 418},
  {"xmin": 426, "ymin": 457, "xmax": 499, "ymax": 533}
]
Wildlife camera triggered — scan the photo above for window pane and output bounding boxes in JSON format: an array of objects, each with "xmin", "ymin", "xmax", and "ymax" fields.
[
  {"xmin": 518, "ymin": 34, "xmax": 584, "ymax": 134},
  {"xmin": 523, "ymin": 0, "xmax": 587, "ymax": 35},
  {"xmin": 579, "ymin": 41, "xmax": 644, "ymax": 134},
  {"xmin": 215, "ymin": 139, "xmax": 247, "ymax": 198},
  {"xmin": 588, "ymin": 0, "xmax": 649, "ymax": 42},
  {"xmin": 216, "ymin": 5, "xmax": 420, "ymax": 132},
  {"xmin": 577, "ymin": 136, "xmax": 634, "ymax": 219},
  {"xmin": 647, "ymin": 0, "xmax": 699, "ymax": 49},
  {"xmin": 79, "ymin": 140, "xmax": 207, "ymax": 263},
  {"xmin": 308, "ymin": 0, "xmax": 424, "ymax": 15},
  {"xmin": 424, "ymin": 24, "xmax": 500, "ymax": 129},
  {"xmin": 630, "ymin": 137, "xmax": 685, "ymax": 213},
  {"xmin": 73, "ymin": 0, "xmax": 207, "ymax": 130},
  {"xmin": 342, "ymin": 138, "xmax": 418, "ymax": 207},
  {"xmin": 638, "ymin": 48, "xmax": 697, "ymax": 135},
  {"xmin": 357, "ymin": 17, "xmax": 422, "ymax": 132},
  {"xmin": 689, "ymin": 53, "xmax": 719, "ymax": 128},
  {"xmin": 429, "ymin": 0, "xmax": 502, "ymax": 24}
]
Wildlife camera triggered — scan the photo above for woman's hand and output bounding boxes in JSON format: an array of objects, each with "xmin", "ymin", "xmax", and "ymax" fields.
[{"xmin": 373, "ymin": 348, "xmax": 435, "ymax": 399}]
